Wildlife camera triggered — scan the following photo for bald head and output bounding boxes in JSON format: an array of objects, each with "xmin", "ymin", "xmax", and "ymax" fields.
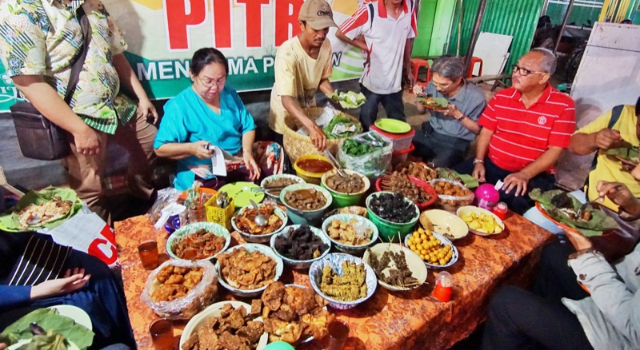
[{"xmin": 529, "ymin": 48, "xmax": 557, "ymax": 75}]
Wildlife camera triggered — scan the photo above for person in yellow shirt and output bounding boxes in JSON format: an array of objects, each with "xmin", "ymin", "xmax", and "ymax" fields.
[
  {"xmin": 269, "ymin": 0, "xmax": 336, "ymax": 151},
  {"xmin": 568, "ymin": 96, "xmax": 640, "ymax": 210}
]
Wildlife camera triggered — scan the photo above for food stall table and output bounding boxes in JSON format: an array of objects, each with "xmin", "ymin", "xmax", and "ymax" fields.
[{"xmin": 115, "ymin": 212, "xmax": 553, "ymax": 350}]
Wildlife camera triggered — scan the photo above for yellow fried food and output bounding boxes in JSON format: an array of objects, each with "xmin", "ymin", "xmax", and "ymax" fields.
[
  {"xmin": 460, "ymin": 212, "xmax": 503, "ymax": 234},
  {"xmin": 407, "ymin": 228, "xmax": 453, "ymax": 265}
]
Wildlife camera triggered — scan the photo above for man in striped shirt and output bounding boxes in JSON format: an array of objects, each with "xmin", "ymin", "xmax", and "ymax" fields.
[
  {"xmin": 455, "ymin": 48, "xmax": 576, "ymax": 214},
  {"xmin": 335, "ymin": 0, "xmax": 417, "ymax": 130}
]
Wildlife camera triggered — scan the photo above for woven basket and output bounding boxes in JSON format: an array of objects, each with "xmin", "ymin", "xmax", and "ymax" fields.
[{"xmin": 282, "ymin": 107, "xmax": 361, "ymax": 163}]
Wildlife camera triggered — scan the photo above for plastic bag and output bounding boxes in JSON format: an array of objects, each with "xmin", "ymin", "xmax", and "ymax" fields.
[
  {"xmin": 337, "ymin": 131, "xmax": 393, "ymax": 177},
  {"xmin": 141, "ymin": 259, "xmax": 218, "ymax": 320},
  {"xmin": 429, "ymin": 179, "xmax": 475, "ymax": 207},
  {"xmin": 148, "ymin": 187, "xmax": 181, "ymax": 224}
]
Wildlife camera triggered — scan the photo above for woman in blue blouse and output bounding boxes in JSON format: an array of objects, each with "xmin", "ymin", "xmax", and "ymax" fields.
[{"xmin": 154, "ymin": 48, "xmax": 282, "ymax": 190}]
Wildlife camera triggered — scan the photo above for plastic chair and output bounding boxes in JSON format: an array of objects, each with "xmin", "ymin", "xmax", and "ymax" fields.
[
  {"xmin": 411, "ymin": 58, "xmax": 432, "ymax": 87},
  {"xmin": 467, "ymin": 57, "xmax": 483, "ymax": 78}
]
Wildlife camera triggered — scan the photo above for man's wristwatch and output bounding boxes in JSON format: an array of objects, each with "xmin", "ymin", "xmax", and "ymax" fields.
[
  {"xmin": 455, "ymin": 113, "xmax": 465, "ymax": 121},
  {"xmin": 473, "ymin": 158, "xmax": 484, "ymax": 165}
]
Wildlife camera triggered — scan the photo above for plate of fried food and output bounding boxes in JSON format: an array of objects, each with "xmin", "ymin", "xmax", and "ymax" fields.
[
  {"xmin": 166, "ymin": 222, "xmax": 231, "ymax": 261},
  {"xmin": 395, "ymin": 161, "xmax": 438, "ymax": 182},
  {"xmin": 254, "ymin": 281, "xmax": 335, "ymax": 345},
  {"xmin": 216, "ymin": 244, "xmax": 284, "ymax": 298},
  {"xmin": 180, "ymin": 301, "xmax": 268, "ymax": 350},
  {"xmin": 0, "ymin": 187, "xmax": 83, "ymax": 232},
  {"xmin": 142, "ymin": 260, "xmax": 218, "ymax": 319},
  {"xmin": 429, "ymin": 179, "xmax": 475, "ymax": 207},
  {"xmin": 416, "ymin": 95, "xmax": 448, "ymax": 111},
  {"xmin": 309, "ymin": 253, "xmax": 377, "ymax": 310},
  {"xmin": 232, "ymin": 204, "xmax": 288, "ymax": 243},
  {"xmin": 321, "ymin": 214, "xmax": 378, "ymax": 255}
]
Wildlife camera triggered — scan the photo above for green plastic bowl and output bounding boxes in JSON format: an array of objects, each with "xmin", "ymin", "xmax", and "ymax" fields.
[
  {"xmin": 280, "ymin": 183, "xmax": 333, "ymax": 226},
  {"xmin": 365, "ymin": 191, "xmax": 419, "ymax": 242},
  {"xmin": 320, "ymin": 169, "xmax": 370, "ymax": 208}
]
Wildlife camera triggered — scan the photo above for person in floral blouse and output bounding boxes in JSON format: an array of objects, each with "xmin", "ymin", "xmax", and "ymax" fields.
[{"xmin": 0, "ymin": 0, "xmax": 158, "ymax": 223}]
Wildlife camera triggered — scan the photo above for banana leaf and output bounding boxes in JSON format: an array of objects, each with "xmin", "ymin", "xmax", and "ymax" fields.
[
  {"xmin": 529, "ymin": 189, "xmax": 619, "ymax": 237},
  {"xmin": 2, "ymin": 309, "xmax": 94, "ymax": 349},
  {"xmin": 0, "ymin": 187, "xmax": 83, "ymax": 232},
  {"xmin": 322, "ymin": 114, "xmax": 362, "ymax": 139},
  {"xmin": 417, "ymin": 96, "xmax": 448, "ymax": 109},
  {"xmin": 604, "ymin": 143, "xmax": 639, "ymax": 163},
  {"xmin": 436, "ymin": 168, "xmax": 479, "ymax": 189},
  {"xmin": 328, "ymin": 91, "xmax": 366, "ymax": 109}
]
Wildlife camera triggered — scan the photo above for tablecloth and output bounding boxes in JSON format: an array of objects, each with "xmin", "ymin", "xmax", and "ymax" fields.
[{"xmin": 115, "ymin": 212, "xmax": 553, "ymax": 349}]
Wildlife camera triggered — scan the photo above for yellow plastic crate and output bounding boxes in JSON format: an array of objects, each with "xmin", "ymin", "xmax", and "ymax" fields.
[{"xmin": 205, "ymin": 193, "xmax": 235, "ymax": 230}]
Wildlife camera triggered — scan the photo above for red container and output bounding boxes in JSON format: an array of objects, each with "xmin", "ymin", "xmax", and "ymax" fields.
[
  {"xmin": 493, "ymin": 202, "xmax": 508, "ymax": 220},
  {"xmin": 375, "ymin": 174, "xmax": 437, "ymax": 210},
  {"xmin": 371, "ymin": 125, "xmax": 415, "ymax": 153}
]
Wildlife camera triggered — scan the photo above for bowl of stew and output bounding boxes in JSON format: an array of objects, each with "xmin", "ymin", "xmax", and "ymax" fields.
[{"xmin": 293, "ymin": 155, "xmax": 334, "ymax": 185}]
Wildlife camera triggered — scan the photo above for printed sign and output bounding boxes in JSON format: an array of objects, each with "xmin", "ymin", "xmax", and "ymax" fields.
[{"xmin": 0, "ymin": 0, "xmax": 365, "ymax": 111}]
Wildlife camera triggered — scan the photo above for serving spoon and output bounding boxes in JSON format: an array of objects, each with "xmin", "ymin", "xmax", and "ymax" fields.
[{"xmin": 249, "ymin": 199, "xmax": 268, "ymax": 227}]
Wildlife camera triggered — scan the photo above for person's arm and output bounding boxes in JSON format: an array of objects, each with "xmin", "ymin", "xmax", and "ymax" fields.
[
  {"xmin": 568, "ymin": 110, "xmax": 619, "ymax": 155},
  {"xmin": 318, "ymin": 78, "xmax": 334, "ymax": 96},
  {"xmin": 445, "ymin": 104, "xmax": 481, "ymax": 134},
  {"xmin": 502, "ymin": 146, "xmax": 564, "ymax": 196},
  {"xmin": 472, "ymin": 128, "xmax": 494, "ymax": 182},
  {"xmin": 241, "ymin": 130, "xmax": 260, "ymax": 180},
  {"xmin": 155, "ymin": 141, "xmax": 212, "ymax": 160},
  {"xmin": 12, "ymin": 76, "xmax": 100, "ymax": 155},
  {"xmin": 154, "ymin": 100, "xmax": 213, "ymax": 159},
  {"xmin": 281, "ymin": 95, "xmax": 326, "ymax": 151},
  {"xmin": 335, "ymin": 29, "xmax": 368, "ymax": 52},
  {"xmin": 112, "ymin": 53, "xmax": 158, "ymax": 124},
  {"xmin": 567, "ymin": 244, "xmax": 640, "ymax": 346},
  {"xmin": 403, "ymin": 38, "xmax": 414, "ymax": 87},
  {"xmin": 0, "ymin": 285, "xmax": 32, "ymax": 309}
]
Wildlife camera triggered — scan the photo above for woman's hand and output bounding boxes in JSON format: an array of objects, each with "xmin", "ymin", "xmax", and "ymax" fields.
[
  {"xmin": 191, "ymin": 141, "xmax": 214, "ymax": 159},
  {"xmin": 30, "ymin": 268, "xmax": 91, "ymax": 300},
  {"xmin": 243, "ymin": 151, "xmax": 261, "ymax": 181},
  {"xmin": 137, "ymin": 98, "xmax": 159, "ymax": 124}
]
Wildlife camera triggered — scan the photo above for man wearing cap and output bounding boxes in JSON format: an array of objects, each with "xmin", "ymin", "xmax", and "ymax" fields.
[
  {"xmin": 269, "ymin": 0, "xmax": 337, "ymax": 151},
  {"xmin": 336, "ymin": 0, "xmax": 417, "ymax": 130}
]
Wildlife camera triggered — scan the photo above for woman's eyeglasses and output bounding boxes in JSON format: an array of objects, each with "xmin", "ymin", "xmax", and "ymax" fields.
[
  {"xmin": 197, "ymin": 76, "xmax": 226, "ymax": 88},
  {"xmin": 511, "ymin": 65, "xmax": 547, "ymax": 77}
]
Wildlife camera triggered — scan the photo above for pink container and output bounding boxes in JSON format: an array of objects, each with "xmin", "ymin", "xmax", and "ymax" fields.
[{"xmin": 475, "ymin": 183, "xmax": 500, "ymax": 211}]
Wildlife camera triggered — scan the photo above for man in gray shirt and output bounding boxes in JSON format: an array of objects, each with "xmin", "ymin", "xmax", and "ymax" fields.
[{"xmin": 413, "ymin": 56, "xmax": 486, "ymax": 167}]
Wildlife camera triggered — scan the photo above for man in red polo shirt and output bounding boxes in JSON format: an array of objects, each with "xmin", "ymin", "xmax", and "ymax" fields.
[{"xmin": 454, "ymin": 48, "xmax": 576, "ymax": 214}]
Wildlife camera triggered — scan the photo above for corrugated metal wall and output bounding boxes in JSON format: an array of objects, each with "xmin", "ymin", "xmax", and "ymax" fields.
[{"xmin": 448, "ymin": 0, "xmax": 545, "ymax": 75}]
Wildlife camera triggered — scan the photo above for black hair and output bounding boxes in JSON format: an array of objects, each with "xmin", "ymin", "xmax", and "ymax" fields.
[
  {"xmin": 190, "ymin": 48, "xmax": 228, "ymax": 76},
  {"xmin": 636, "ymin": 95, "xmax": 640, "ymax": 116}
]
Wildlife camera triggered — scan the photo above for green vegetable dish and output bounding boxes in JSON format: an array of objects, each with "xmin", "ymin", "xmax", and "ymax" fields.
[
  {"xmin": 342, "ymin": 133, "xmax": 387, "ymax": 157},
  {"xmin": 529, "ymin": 189, "xmax": 619, "ymax": 237},
  {"xmin": 1, "ymin": 309, "xmax": 95, "ymax": 349}
]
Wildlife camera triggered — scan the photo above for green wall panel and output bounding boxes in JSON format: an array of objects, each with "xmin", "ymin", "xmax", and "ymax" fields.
[
  {"xmin": 448, "ymin": 0, "xmax": 544, "ymax": 75},
  {"xmin": 546, "ymin": 1, "xmax": 603, "ymax": 26},
  {"xmin": 414, "ymin": 0, "xmax": 438, "ymax": 57}
]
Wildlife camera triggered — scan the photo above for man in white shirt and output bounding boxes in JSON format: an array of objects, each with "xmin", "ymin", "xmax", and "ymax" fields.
[{"xmin": 336, "ymin": 0, "xmax": 417, "ymax": 130}]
